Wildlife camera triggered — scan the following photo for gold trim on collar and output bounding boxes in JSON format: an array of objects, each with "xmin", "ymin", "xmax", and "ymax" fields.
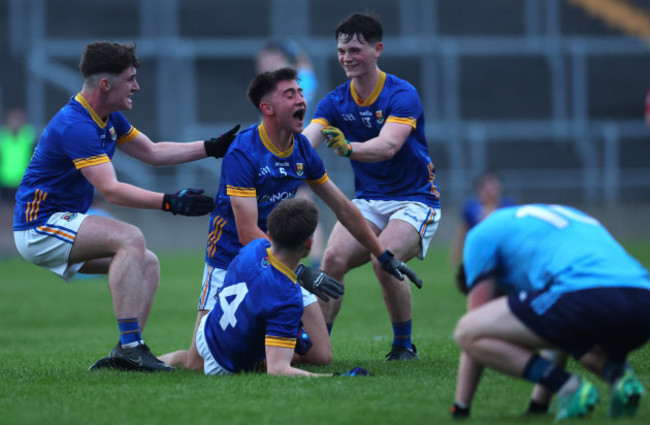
[
  {"xmin": 74, "ymin": 93, "xmax": 107, "ymax": 128},
  {"xmin": 258, "ymin": 123, "xmax": 293, "ymax": 158},
  {"xmin": 266, "ymin": 248, "xmax": 297, "ymax": 283},
  {"xmin": 350, "ymin": 70, "xmax": 386, "ymax": 107}
]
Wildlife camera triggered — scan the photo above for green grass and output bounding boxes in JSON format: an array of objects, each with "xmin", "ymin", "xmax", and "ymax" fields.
[{"xmin": 2, "ymin": 244, "xmax": 650, "ymax": 424}]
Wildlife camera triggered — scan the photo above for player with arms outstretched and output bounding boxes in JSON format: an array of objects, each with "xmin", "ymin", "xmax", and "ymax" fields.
[{"xmin": 303, "ymin": 12, "xmax": 440, "ymax": 360}]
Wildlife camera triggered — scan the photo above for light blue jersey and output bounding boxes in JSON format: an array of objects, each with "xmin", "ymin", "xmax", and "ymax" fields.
[
  {"xmin": 311, "ymin": 71, "xmax": 440, "ymax": 207},
  {"xmin": 463, "ymin": 204, "xmax": 650, "ymax": 295}
]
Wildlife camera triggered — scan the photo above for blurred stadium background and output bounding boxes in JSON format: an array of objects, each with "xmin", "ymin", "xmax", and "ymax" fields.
[{"xmin": 1, "ymin": 0, "xmax": 649, "ymax": 254}]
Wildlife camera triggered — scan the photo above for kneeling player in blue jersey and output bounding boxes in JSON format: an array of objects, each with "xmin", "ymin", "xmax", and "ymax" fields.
[
  {"xmin": 197, "ymin": 198, "xmax": 370, "ymax": 377},
  {"xmin": 451, "ymin": 204, "xmax": 650, "ymax": 420}
]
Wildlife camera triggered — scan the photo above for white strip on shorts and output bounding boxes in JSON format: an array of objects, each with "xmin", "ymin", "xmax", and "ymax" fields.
[
  {"xmin": 352, "ymin": 199, "xmax": 441, "ymax": 260},
  {"xmin": 13, "ymin": 212, "xmax": 89, "ymax": 281},
  {"xmin": 198, "ymin": 263, "xmax": 317, "ymax": 311},
  {"xmin": 196, "ymin": 313, "xmax": 232, "ymax": 376}
]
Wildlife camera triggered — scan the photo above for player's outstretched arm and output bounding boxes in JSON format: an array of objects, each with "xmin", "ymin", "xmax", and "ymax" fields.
[
  {"xmin": 265, "ymin": 345, "xmax": 330, "ymax": 377},
  {"xmin": 296, "ymin": 265, "xmax": 344, "ymax": 301}
]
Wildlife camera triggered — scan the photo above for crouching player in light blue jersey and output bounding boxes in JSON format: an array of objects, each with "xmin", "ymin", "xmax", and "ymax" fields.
[
  {"xmin": 12, "ymin": 42, "xmax": 237, "ymax": 372},
  {"xmin": 160, "ymin": 67, "xmax": 420, "ymax": 371},
  {"xmin": 303, "ymin": 13, "xmax": 440, "ymax": 360},
  {"xmin": 197, "ymin": 198, "xmax": 370, "ymax": 377},
  {"xmin": 451, "ymin": 204, "xmax": 650, "ymax": 420}
]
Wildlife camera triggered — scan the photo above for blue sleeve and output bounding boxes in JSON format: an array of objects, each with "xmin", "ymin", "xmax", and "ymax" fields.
[
  {"xmin": 298, "ymin": 135, "xmax": 327, "ymax": 182},
  {"xmin": 463, "ymin": 223, "xmax": 500, "ymax": 291},
  {"xmin": 223, "ymin": 143, "xmax": 257, "ymax": 196},
  {"xmin": 266, "ymin": 300, "xmax": 302, "ymax": 340},
  {"xmin": 387, "ymin": 85, "xmax": 423, "ymax": 121},
  {"xmin": 312, "ymin": 93, "xmax": 338, "ymax": 127},
  {"xmin": 60, "ymin": 122, "xmax": 110, "ymax": 167}
]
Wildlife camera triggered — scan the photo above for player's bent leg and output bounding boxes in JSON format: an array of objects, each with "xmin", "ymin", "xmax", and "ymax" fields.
[
  {"xmin": 319, "ymin": 221, "xmax": 374, "ymax": 327},
  {"xmin": 454, "ymin": 297, "xmax": 551, "ymax": 377},
  {"xmin": 372, "ymin": 219, "xmax": 421, "ymax": 360},
  {"xmin": 159, "ymin": 310, "xmax": 208, "ymax": 370},
  {"xmin": 294, "ymin": 302, "xmax": 332, "ymax": 365}
]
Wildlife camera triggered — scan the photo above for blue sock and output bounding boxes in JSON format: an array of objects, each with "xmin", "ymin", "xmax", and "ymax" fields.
[
  {"xmin": 522, "ymin": 354, "xmax": 571, "ymax": 392},
  {"xmin": 117, "ymin": 317, "xmax": 141, "ymax": 346},
  {"xmin": 392, "ymin": 319, "xmax": 412, "ymax": 349}
]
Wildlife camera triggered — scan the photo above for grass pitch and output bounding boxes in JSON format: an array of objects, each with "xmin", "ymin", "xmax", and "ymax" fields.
[{"xmin": 1, "ymin": 243, "xmax": 650, "ymax": 424}]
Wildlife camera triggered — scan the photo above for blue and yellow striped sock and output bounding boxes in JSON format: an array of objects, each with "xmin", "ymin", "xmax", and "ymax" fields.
[
  {"xmin": 117, "ymin": 317, "xmax": 141, "ymax": 346},
  {"xmin": 392, "ymin": 319, "xmax": 412, "ymax": 349}
]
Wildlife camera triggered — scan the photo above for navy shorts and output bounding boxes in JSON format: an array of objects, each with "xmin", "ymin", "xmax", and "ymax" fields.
[{"xmin": 508, "ymin": 287, "xmax": 650, "ymax": 362}]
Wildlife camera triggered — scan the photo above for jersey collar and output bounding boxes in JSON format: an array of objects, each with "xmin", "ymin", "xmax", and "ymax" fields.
[
  {"xmin": 266, "ymin": 248, "xmax": 297, "ymax": 283},
  {"xmin": 350, "ymin": 70, "xmax": 386, "ymax": 107},
  {"xmin": 74, "ymin": 93, "xmax": 108, "ymax": 128},
  {"xmin": 258, "ymin": 123, "xmax": 293, "ymax": 158}
]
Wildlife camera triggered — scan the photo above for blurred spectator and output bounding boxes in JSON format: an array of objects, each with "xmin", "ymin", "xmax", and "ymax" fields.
[
  {"xmin": 256, "ymin": 40, "xmax": 319, "ymax": 114},
  {"xmin": 0, "ymin": 107, "xmax": 35, "ymax": 203},
  {"xmin": 255, "ymin": 41, "xmax": 324, "ymax": 267},
  {"xmin": 449, "ymin": 173, "xmax": 515, "ymax": 268}
]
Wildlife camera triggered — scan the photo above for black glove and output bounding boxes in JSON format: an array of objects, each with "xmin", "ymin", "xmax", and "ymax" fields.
[
  {"xmin": 334, "ymin": 367, "xmax": 373, "ymax": 377},
  {"xmin": 296, "ymin": 265, "xmax": 344, "ymax": 302},
  {"xmin": 162, "ymin": 188, "xmax": 214, "ymax": 216},
  {"xmin": 204, "ymin": 124, "xmax": 240, "ymax": 158},
  {"xmin": 377, "ymin": 250, "xmax": 423, "ymax": 289},
  {"xmin": 450, "ymin": 402, "xmax": 470, "ymax": 419}
]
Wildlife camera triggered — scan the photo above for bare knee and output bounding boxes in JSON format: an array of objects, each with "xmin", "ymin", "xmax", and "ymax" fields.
[
  {"xmin": 454, "ymin": 314, "xmax": 477, "ymax": 350},
  {"xmin": 143, "ymin": 250, "xmax": 160, "ymax": 285},
  {"xmin": 322, "ymin": 246, "xmax": 349, "ymax": 279}
]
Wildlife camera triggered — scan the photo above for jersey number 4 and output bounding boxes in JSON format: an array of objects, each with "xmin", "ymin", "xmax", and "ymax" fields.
[{"xmin": 219, "ymin": 282, "xmax": 248, "ymax": 330}]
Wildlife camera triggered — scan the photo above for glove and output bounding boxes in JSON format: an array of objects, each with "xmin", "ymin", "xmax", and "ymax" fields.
[
  {"xmin": 204, "ymin": 124, "xmax": 240, "ymax": 158},
  {"xmin": 450, "ymin": 402, "xmax": 470, "ymax": 419},
  {"xmin": 296, "ymin": 265, "xmax": 345, "ymax": 302},
  {"xmin": 321, "ymin": 126, "xmax": 352, "ymax": 157},
  {"xmin": 334, "ymin": 367, "xmax": 373, "ymax": 377},
  {"xmin": 162, "ymin": 188, "xmax": 214, "ymax": 216},
  {"xmin": 377, "ymin": 250, "xmax": 423, "ymax": 289}
]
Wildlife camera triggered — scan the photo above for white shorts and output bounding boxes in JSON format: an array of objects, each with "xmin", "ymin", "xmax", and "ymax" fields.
[
  {"xmin": 13, "ymin": 212, "xmax": 89, "ymax": 282},
  {"xmin": 198, "ymin": 263, "xmax": 317, "ymax": 311},
  {"xmin": 352, "ymin": 199, "xmax": 441, "ymax": 260},
  {"xmin": 196, "ymin": 313, "xmax": 232, "ymax": 376}
]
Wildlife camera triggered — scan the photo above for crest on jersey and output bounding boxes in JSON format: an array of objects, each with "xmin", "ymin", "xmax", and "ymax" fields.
[
  {"xmin": 376, "ymin": 110, "xmax": 384, "ymax": 124},
  {"xmin": 296, "ymin": 163, "xmax": 304, "ymax": 176},
  {"xmin": 109, "ymin": 127, "xmax": 117, "ymax": 141},
  {"xmin": 62, "ymin": 213, "xmax": 78, "ymax": 222},
  {"xmin": 261, "ymin": 256, "xmax": 270, "ymax": 268}
]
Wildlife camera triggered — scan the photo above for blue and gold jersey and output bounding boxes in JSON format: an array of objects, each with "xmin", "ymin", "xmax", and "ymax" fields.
[
  {"xmin": 203, "ymin": 238, "xmax": 303, "ymax": 373},
  {"xmin": 312, "ymin": 70, "xmax": 440, "ymax": 207},
  {"xmin": 13, "ymin": 93, "xmax": 138, "ymax": 230},
  {"xmin": 464, "ymin": 204, "xmax": 650, "ymax": 295},
  {"xmin": 205, "ymin": 123, "xmax": 328, "ymax": 269}
]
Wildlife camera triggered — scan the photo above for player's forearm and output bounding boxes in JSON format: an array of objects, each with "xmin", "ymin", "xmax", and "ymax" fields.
[
  {"xmin": 98, "ymin": 182, "xmax": 164, "ymax": 210},
  {"xmin": 238, "ymin": 226, "xmax": 268, "ymax": 246},
  {"xmin": 347, "ymin": 137, "xmax": 400, "ymax": 162},
  {"xmin": 148, "ymin": 141, "xmax": 208, "ymax": 166}
]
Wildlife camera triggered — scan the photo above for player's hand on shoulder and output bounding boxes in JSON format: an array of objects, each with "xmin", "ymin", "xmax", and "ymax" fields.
[
  {"xmin": 162, "ymin": 188, "xmax": 214, "ymax": 216},
  {"xmin": 204, "ymin": 124, "xmax": 240, "ymax": 158}
]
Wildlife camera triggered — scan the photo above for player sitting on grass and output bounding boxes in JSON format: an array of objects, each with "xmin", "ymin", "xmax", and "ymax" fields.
[{"xmin": 196, "ymin": 198, "xmax": 370, "ymax": 377}]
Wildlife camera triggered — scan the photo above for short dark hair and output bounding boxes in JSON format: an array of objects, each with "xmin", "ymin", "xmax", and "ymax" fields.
[
  {"xmin": 79, "ymin": 42, "xmax": 140, "ymax": 78},
  {"xmin": 335, "ymin": 12, "xmax": 383, "ymax": 44},
  {"xmin": 247, "ymin": 67, "xmax": 298, "ymax": 110},
  {"xmin": 267, "ymin": 198, "xmax": 319, "ymax": 252}
]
